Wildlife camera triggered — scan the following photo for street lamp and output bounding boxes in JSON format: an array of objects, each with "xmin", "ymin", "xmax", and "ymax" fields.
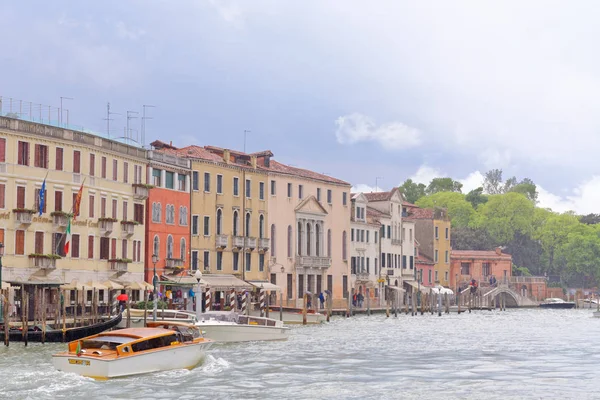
[
  {"xmin": 152, "ymin": 254, "xmax": 159, "ymax": 322},
  {"xmin": 194, "ymin": 269, "xmax": 203, "ymax": 318}
]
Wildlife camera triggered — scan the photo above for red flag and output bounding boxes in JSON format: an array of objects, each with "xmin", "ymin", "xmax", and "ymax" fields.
[{"xmin": 73, "ymin": 183, "xmax": 84, "ymax": 221}]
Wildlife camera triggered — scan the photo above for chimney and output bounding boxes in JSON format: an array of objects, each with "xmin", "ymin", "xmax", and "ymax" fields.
[
  {"xmin": 223, "ymin": 149, "xmax": 230, "ymax": 164},
  {"xmin": 251, "ymin": 155, "xmax": 257, "ymax": 169},
  {"xmin": 495, "ymin": 247, "xmax": 502, "ymax": 255}
]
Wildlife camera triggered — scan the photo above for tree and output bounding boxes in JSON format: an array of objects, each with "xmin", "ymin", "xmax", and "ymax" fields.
[
  {"xmin": 510, "ymin": 182, "xmax": 538, "ymax": 203},
  {"xmin": 416, "ymin": 192, "xmax": 474, "ymax": 227},
  {"xmin": 534, "ymin": 212, "xmax": 580, "ymax": 274},
  {"xmin": 482, "ymin": 169, "xmax": 538, "ymax": 202},
  {"xmin": 399, "ymin": 179, "xmax": 426, "ymax": 204},
  {"xmin": 425, "ymin": 177, "xmax": 463, "ymax": 195},
  {"xmin": 562, "ymin": 231, "xmax": 600, "ymax": 282},
  {"xmin": 580, "ymin": 214, "xmax": 600, "ymax": 225},
  {"xmin": 451, "ymin": 227, "xmax": 494, "ymax": 250},
  {"xmin": 483, "ymin": 169, "xmax": 503, "ymax": 194},
  {"xmin": 465, "ymin": 187, "xmax": 488, "ymax": 209}
]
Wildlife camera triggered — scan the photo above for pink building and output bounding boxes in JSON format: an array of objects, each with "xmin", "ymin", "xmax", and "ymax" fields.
[{"xmin": 416, "ymin": 253, "xmax": 435, "ymax": 287}]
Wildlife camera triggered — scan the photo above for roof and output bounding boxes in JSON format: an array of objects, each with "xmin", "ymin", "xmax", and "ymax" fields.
[
  {"xmin": 409, "ymin": 208, "xmax": 434, "ymax": 219},
  {"xmin": 171, "ymin": 145, "xmax": 224, "ymax": 162},
  {"xmin": 416, "ymin": 254, "xmax": 435, "ymax": 265},
  {"xmin": 261, "ymin": 160, "xmax": 350, "ymax": 186},
  {"xmin": 363, "ymin": 187, "xmax": 402, "ymax": 202},
  {"xmin": 403, "ymin": 201, "xmax": 418, "ymax": 207},
  {"xmin": 451, "ymin": 250, "xmax": 512, "ymax": 260},
  {"xmin": 366, "ymin": 206, "xmax": 389, "ymax": 219}
]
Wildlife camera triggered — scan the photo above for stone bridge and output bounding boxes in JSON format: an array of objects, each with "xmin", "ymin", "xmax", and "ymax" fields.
[{"xmin": 461, "ymin": 284, "xmax": 539, "ymax": 308}]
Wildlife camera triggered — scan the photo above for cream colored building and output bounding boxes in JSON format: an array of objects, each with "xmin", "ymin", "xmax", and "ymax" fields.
[{"xmin": 0, "ymin": 116, "xmax": 148, "ymax": 298}]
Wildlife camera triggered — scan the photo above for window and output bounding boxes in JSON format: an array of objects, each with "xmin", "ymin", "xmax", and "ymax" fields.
[
  {"xmin": 445, "ymin": 227, "xmax": 449, "ymax": 240},
  {"xmin": 298, "ymin": 274, "xmax": 304, "ymax": 298},
  {"xmin": 435, "ymin": 249, "xmax": 439, "ymax": 263},
  {"xmin": 153, "ymin": 236, "xmax": 160, "ymax": 258},
  {"xmin": 259, "ymin": 215, "xmax": 265, "ymax": 238},
  {"xmin": 435, "ymin": 271, "xmax": 439, "ymax": 282},
  {"xmin": 152, "ymin": 202, "xmax": 161, "ymax": 223},
  {"xmin": 259, "ymin": 182, "xmax": 265, "ymax": 200},
  {"xmin": 191, "ymin": 251, "xmax": 199, "ymax": 271},
  {"xmin": 233, "ymin": 252, "xmax": 239, "ymax": 271},
  {"xmin": 177, "ymin": 174, "xmax": 185, "ymax": 191},
  {"xmin": 34, "ymin": 231, "xmax": 44, "ymax": 254},
  {"xmin": 101, "ymin": 157, "xmax": 107, "ymax": 178},
  {"xmin": 317, "ymin": 188, "xmax": 321, "ymax": 202},
  {"xmin": 316, "ymin": 224, "xmax": 321, "ymax": 256},
  {"xmin": 192, "ymin": 171, "xmax": 199, "ymax": 191},
  {"xmin": 271, "ymin": 224, "xmax": 276, "ymax": 254},
  {"xmin": 16, "ymin": 186, "xmax": 25, "ymax": 208},
  {"xmin": 99, "ymin": 237, "xmax": 110, "ymax": 260},
  {"xmin": 287, "ymin": 225, "xmax": 292, "ymax": 258},
  {"xmin": 216, "ymin": 209, "xmax": 223, "ymax": 235},
  {"xmin": 34, "ymin": 187, "xmax": 46, "ymax": 213},
  {"xmin": 216, "ymin": 251, "xmax": 223, "ymax": 271},
  {"xmin": 342, "ymin": 231, "xmax": 347, "ymax": 260},
  {"xmin": 101, "ymin": 197, "xmax": 106, "ymax": 218},
  {"xmin": 192, "ymin": 215, "xmax": 199, "ymax": 235},
  {"xmin": 245, "ymin": 179, "xmax": 251, "ymax": 198},
  {"xmin": 343, "ymin": 192, "xmax": 347, "ymax": 206},
  {"xmin": 482, "ymin": 262, "xmax": 491, "ymax": 276},
  {"xmin": 259, "ymin": 253, "xmax": 265, "ymax": 272},
  {"xmin": 366, "ymin": 231, "xmax": 370, "ymax": 243},
  {"xmin": 233, "ymin": 211, "xmax": 239, "ymax": 236},
  {"xmin": 327, "ymin": 229, "xmax": 331, "ymax": 257},
  {"xmin": 204, "ymin": 216, "xmax": 210, "ymax": 236},
  {"xmin": 179, "ymin": 206, "xmax": 188, "ymax": 226},
  {"xmin": 166, "ymin": 235, "xmax": 174, "ymax": 259},
  {"xmin": 461, "ymin": 262, "xmax": 470, "ymax": 275},
  {"xmin": 343, "ymin": 275, "xmax": 348, "ymax": 299},
  {"xmin": 233, "ymin": 177, "xmax": 239, "ymax": 196},
  {"xmin": 153, "ymin": 169, "xmax": 162, "ymax": 187},
  {"xmin": 0, "ymin": 138, "xmax": 5, "ymax": 162},
  {"xmin": 16, "ymin": 230, "xmax": 25, "ymax": 255},
  {"xmin": 134, "ymin": 203, "xmax": 144, "ymax": 224},
  {"xmin": 123, "ymin": 162, "xmax": 129, "ymax": 183},
  {"xmin": 122, "ymin": 238, "xmax": 127, "ymax": 259},
  {"xmin": 165, "ymin": 171, "xmax": 174, "ymax": 189},
  {"xmin": 287, "ymin": 274, "xmax": 293, "ymax": 300},
  {"xmin": 298, "ymin": 185, "xmax": 303, "ymax": 199},
  {"xmin": 203, "ymin": 251, "xmax": 210, "ymax": 270},
  {"xmin": 375, "ymin": 231, "xmax": 378, "ymax": 244},
  {"xmin": 270, "ymin": 180, "xmax": 276, "ymax": 196},
  {"xmin": 245, "ymin": 213, "xmax": 251, "ymax": 237},
  {"xmin": 89, "ymin": 154, "xmax": 95, "ymax": 176},
  {"xmin": 402, "ymin": 255, "xmax": 407, "ymax": 268},
  {"xmin": 88, "ymin": 236, "xmax": 94, "ymax": 259},
  {"xmin": 54, "ymin": 191, "xmax": 63, "ymax": 212},
  {"xmin": 351, "ymin": 229, "xmax": 354, "ymax": 242},
  {"xmin": 245, "ymin": 252, "xmax": 251, "ymax": 272},
  {"xmin": 112, "ymin": 159, "xmax": 118, "ymax": 181},
  {"xmin": 0, "ymin": 184, "xmax": 5, "ymax": 209},
  {"xmin": 297, "ymin": 222, "xmax": 302, "ymax": 255},
  {"xmin": 122, "ymin": 201, "xmax": 128, "ymax": 221},
  {"xmin": 435, "ymin": 226, "xmax": 439, "ymax": 239},
  {"xmin": 327, "ymin": 189, "xmax": 332, "ymax": 204},
  {"xmin": 204, "ymin": 172, "xmax": 210, "ymax": 192},
  {"xmin": 18, "ymin": 141, "xmax": 30, "ymax": 166},
  {"xmin": 445, "ymin": 271, "xmax": 449, "ymax": 282},
  {"xmin": 55, "ymin": 148, "xmax": 63, "ymax": 170},
  {"xmin": 166, "ymin": 204, "xmax": 174, "ymax": 224},
  {"xmin": 112, "ymin": 199, "xmax": 117, "ymax": 219},
  {"xmin": 287, "ymin": 183, "xmax": 292, "ymax": 198},
  {"xmin": 409, "ymin": 256, "xmax": 414, "ymax": 270},
  {"xmin": 445, "ymin": 250, "xmax": 449, "ymax": 263},
  {"xmin": 217, "ymin": 175, "xmax": 223, "ymax": 194}
]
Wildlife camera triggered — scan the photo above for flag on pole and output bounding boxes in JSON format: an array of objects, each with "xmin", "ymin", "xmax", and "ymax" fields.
[
  {"xmin": 38, "ymin": 177, "xmax": 46, "ymax": 216},
  {"xmin": 73, "ymin": 182, "xmax": 84, "ymax": 221},
  {"xmin": 64, "ymin": 217, "xmax": 72, "ymax": 255}
]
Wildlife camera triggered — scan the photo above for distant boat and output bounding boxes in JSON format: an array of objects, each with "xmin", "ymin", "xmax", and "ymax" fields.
[
  {"xmin": 539, "ymin": 298, "xmax": 576, "ymax": 309},
  {"xmin": 196, "ymin": 311, "xmax": 290, "ymax": 342},
  {"xmin": 0, "ymin": 314, "xmax": 122, "ymax": 343},
  {"xmin": 257, "ymin": 306, "xmax": 326, "ymax": 325},
  {"xmin": 117, "ymin": 309, "xmax": 197, "ymax": 329}
]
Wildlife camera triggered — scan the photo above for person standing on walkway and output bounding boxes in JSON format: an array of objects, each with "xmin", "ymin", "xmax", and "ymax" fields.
[{"xmin": 319, "ymin": 292, "xmax": 325, "ymax": 309}]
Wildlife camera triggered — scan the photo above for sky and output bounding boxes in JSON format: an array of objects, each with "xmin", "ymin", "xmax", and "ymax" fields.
[{"xmin": 2, "ymin": 1, "xmax": 600, "ymax": 214}]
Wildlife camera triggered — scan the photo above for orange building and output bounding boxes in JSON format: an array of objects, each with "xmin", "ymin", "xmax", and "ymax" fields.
[
  {"xmin": 449, "ymin": 248, "xmax": 512, "ymax": 291},
  {"xmin": 144, "ymin": 148, "xmax": 192, "ymax": 296}
]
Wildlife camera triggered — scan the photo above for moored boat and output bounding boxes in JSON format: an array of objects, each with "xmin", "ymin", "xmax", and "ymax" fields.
[
  {"xmin": 196, "ymin": 311, "xmax": 290, "ymax": 342},
  {"xmin": 117, "ymin": 308, "xmax": 197, "ymax": 328},
  {"xmin": 255, "ymin": 306, "xmax": 326, "ymax": 325},
  {"xmin": 539, "ymin": 298, "xmax": 576, "ymax": 309},
  {"xmin": 52, "ymin": 321, "xmax": 213, "ymax": 379}
]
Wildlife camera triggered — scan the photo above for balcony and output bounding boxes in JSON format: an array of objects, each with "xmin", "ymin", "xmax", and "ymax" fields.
[
  {"xmin": 258, "ymin": 237, "xmax": 270, "ymax": 251},
  {"xmin": 99, "ymin": 218, "xmax": 117, "ymax": 235},
  {"xmin": 13, "ymin": 208, "xmax": 34, "ymax": 224},
  {"xmin": 295, "ymin": 256, "xmax": 332, "ymax": 269},
  {"xmin": 51, "ymin": 212, "xmax": 70, "ymax": 228},
  {"xmin": 391, "ymin": 239, "xmax": 402, "ymax": 246},
  {"xmin": 120, "ymin": 221, "xmax": 137, "ymax": 236},
  {"xmin": 245, "ymin": 237, "xmax": 257, "ymax": 249},
  {"xmin": 29, "ymin": 254, "xmax": 59, "ymax": 269},
  {"xmin": 109, "ymin": 259, "xmax": 130, "ymax": 272},
  {"xmin": 165, "ymin": 258, "xmax": 185, "ymax": 270},
  {"xmin": 232, "ymin": 236, "xmax": 245, "ymax": 248},
  {"xmin": 132, "ymin": 184, "xmax": 152, "ymax": 200},
  {"xmin": 216, "ymin": 234, "xmax": 228, "ymax": 249}
]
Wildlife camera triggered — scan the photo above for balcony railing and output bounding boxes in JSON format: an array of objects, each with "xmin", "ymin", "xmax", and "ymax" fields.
[
  {"xmin": 232, "ymin": 236, "xmax": 245, "ymax": 248},
  {"xmin": 216, "ymin": 234, "xmax": 228, "ymax": 248},
  {"xmin": 165, "ymin": 258, "xmax": 184, "ymax": 269},
  {"xmin": 391, "ymin": 239, "xmax": 402, "ymax": 246},
  {"xmin": 100, "ymin": 220, "xmax": 114, "ymax": 235},
  {"xmin": 29, "ymin": 255, "xmax": 58, "ymax": 269},
  {"xmin": 110, "ymin": 259, "xmax": 129, "ymax": 272},
  {"xmin": 132, "ymin": 184, "xmax": 150, "ymax": 200},
  {"xmin": 258, "ymin": 237, "xmax": 270, "ymax": 250},
  {"xmin": 120, "ymin": 222, "xmax": 135, "ymax": 236},
  {"xmin": 295, "ymin": 256, "xmax": 332, "ymax": 269},
  {"xmin": 52, "ymin": 214, "xmax": 69, "ymax": 227},
  {"xmin": 13, "ymin": 209, "xmax": 34, "ymax": 224},
  {"xmin": 245, "ymin": 237, "xmax": 257, "ymax": 249}
]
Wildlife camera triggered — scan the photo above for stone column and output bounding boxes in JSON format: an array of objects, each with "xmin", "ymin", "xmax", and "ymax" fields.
[
  {"xmin": 147, "ymin": 166, "xmax": 153, "ymax": 185},
  {"xmin": 185, "ymin": 174, "xmax": 190, "ymax": 192},
  {"xmin": 160, "ymin": 170, "xmax": 166, "ymax": 188}
]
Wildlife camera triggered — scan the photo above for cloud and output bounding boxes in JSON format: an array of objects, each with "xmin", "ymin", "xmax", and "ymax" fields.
[
  {"xmin": 409, "ymin": 165, "xmax": 442, "ymax": 185},
  {"xmin": 459, "ymin": 171, "xmax": 484, "ymax": 193},
  {"xmin": 115, "ymin": 21, "xmax": 146, "ymax": 40},
  {"xmin": 208, "ymin": 0, "xmax": 244, "ymax": 28},
  {"xmin": 351, "ymin": 183, "xmax": 382, "ymax": 193},
  {"xmin": 537, "ymin": 177, "xmax": 600, "ymax": 214},
  {"xmin": 335, "ymin": 113, "xmax": 421, "ymax": 150}
]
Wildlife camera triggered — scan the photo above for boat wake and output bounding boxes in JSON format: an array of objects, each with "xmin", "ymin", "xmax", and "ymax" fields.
[{"xmin": 200, "ymin": 355, "xmax": 231, "ymax": 375}]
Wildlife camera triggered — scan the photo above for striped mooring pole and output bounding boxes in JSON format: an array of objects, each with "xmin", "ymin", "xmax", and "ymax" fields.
[
  {"xmin": 230, "ymin": 289, "xmax": 236, "ymax": 310},
  {"xmin": 205, "ymin": 288, "xmax": 211, "ymax": 312},
  {"xmin": 241, "ymin": 291, "xmax": 247, "ymax": 315},
  {"xmin": 259, "ymin": 289, "xmax": 266, "ymax": 317}
]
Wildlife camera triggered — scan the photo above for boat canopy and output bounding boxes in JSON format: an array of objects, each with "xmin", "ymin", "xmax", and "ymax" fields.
[
  {"xmin": 247, "ymin": 281, "xmax": 281, "ymax": 291},
  {"xmin": 431, "ymin": 286, "xmax": 454, "ymax": 295}
]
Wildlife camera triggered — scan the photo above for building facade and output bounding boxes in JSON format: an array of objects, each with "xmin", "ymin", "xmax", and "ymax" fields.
[
  {"xmin": 409, "ymin": 205, "xmax": 452, "ymax": 287},
  {"xmin": 449, "ymin": 248, "xmax": 512, "ymax": 291},
  {"xmin": 0, "ymin": 116, "xmax": 147, "ymax": 299}
]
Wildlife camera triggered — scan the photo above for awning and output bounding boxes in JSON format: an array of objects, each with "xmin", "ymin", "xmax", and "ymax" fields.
[
  {"xmin": 431, "ymin": 286, "xmax": 454, "ymax": 295},
  {"xmin": 125, "ymin": 281, "xmax": 154, "ymax": 291},
  {"xmin": 86, "ymin": 281, "xmax": 108, "ymax": 290},
  {"xmin": 8, "ymin": 276, "xmax": 64, "ymax": 286},
  {"xmin": 388, "ymin": 286, "xmax": 406, "ymax": 292},
  {"xmin": 404, "ymin": 280, "xmax": 429, "ymax": 294},
  {"xmin": 60, "ymin": 280, "xmax": 94, "ymax": 291},
  {"xmin": 198, "ymin": 274, "xmax": 252, "ymax": 291},
  {"xmin": 103, "ymin": 280, "xmax": 124, "ymax": 290},
  {"xmin": 161, "ymin": 274, "xmax": 199, "ymax": 286},
  {"xmin": 248, "ymin": 281, "xmax": 281, "ymax": 291}
]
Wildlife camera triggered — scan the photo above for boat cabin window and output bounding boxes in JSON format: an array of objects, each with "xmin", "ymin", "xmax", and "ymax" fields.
[
  {"xmin": 131, "ymin": 334, "xmax": 178, "ymax": 352},
  {"xmin": 81, "ymin": 336, "xmax": 133, "ymax": 350}
]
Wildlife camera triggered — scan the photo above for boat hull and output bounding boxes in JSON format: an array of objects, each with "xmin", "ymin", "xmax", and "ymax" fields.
[
  {"xmin": 197, "ymin": 322, "xmax": 290, "ymax": 342},
  {"xmin": 52, "ymin": 340, "xmax": 212, "ymax": 379},
  {"xmin": 539, "ymin": 303, "xmax": 576, "ymax": 309}
]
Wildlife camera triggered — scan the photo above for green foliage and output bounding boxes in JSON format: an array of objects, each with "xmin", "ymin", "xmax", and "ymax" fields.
[
  {"xmin": 465, "ymin": 187, "xmax": 488, "ymax": 209},
  {"xmin": 398, "ymin": 179, "xmax": 426, "ymax": 204},
  {"xmin": 579, "ymin": 213, "xmax": 600, "ymax": 225},
  {"xmin": 134, "ymin": 300, "xmax": 169, "ymax": 310},
  {"xmin": 473, "ymin": 193, "xmax": 535, "ymax": 245},
  {"xmin": 512, "ymin": 264, "xmax": 532, "ymax": 276},
  {"xmin": 482, "ymin": 169, "xmax": 538, "ymax": 202},
  {"xmin": 415, "ymin": 192, "xmax": 474, "ymax": 227},
  {"xmin": 425, "ymin": 178, "xmax": 463, "ymax": 195}
]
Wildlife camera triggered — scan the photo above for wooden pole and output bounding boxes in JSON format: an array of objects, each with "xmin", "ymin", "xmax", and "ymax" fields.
[
  {"xmin": 366, "ymin": 289, "xmax": 371, "ymax": 316},
  {"xmin": 265, "ymin": 291, "xmax": 270, "ymax": 319},
  {"xmin": 126, "ymin": 290, "xmax": 132, "ymax": 328},
  {"xmin": 62, "ymin": 289, "xmax": 67, "ymax": 342},
  {"xmin": 143, "ymin": 290, "xmax": 148, "ymax": 327},
  {"xmin": 302, "ymin": 293, "xmax": 307, "ymax": 325},
  {"xmin": 3, "ymin": 292, "xmax": 9, "ymax": 347},
  {"xmin": 23, "ymin": 294, "xmax": 29, "ymax": 347},
  {"xmin": 279, "ymin": 292, "xmax": 283, "ymax": 321},
  {"xmin": 246, "ymin": 292, "xmax": 250, "ymax": 316},
  {"xmin": 327, "ymin": 295, "xmax": 332, "ymax": 322},
  {"xmin": 41, "ymin": 287, "xmax": 47, "ymax": 344},
  {"xmin": 420, "ymin": 293, "xmax": 424, "ymax": 315},
  {"xmin": 386, "ymin": 289, "xmax": 390, "ymax": 318}
]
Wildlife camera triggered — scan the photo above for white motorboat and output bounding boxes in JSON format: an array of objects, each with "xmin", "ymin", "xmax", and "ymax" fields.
[
  {"xmin": 117, "ymin": 309, "xmax": 198, "ymax": 328},
  {"xmin": 252, "ymin": 306, "xmax": 326, "ymax": 325},
  {"xmin": 53, "ymin": 321, "xmax": 213, "ymax": 379},
  {"xmin": 539, "ymin": 298, "xmax": 576, "ymax": 309},
  {"xmin": 196, "ymin": 311, "xmax": 290, "ymax": 342}
]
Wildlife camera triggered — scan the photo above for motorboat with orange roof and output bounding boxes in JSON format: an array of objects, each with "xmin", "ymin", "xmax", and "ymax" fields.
[{"xmin": 52, "ymin": 321, "xmax": 213, "ymax": 379}]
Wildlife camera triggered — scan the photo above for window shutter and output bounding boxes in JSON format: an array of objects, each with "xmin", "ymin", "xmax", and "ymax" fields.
[
  {"xmin": 73, "ymin": 151, "xmax": 81, "ymax": 173},
  {"xmin": 17, "ymin": 186, "xmax": 25, "ymax": 208},
  {"xmin": 35, "ymin": 231, "xmax": 44, "ymax": 254},
  {"xmin": 102, "ymin": 157, "xmax": 107, "ymax": 178},
  {"xmin": 16, "ymin": 230, "xmax": 25, "ymax": 255},
  {"xmin": 0, "ymin": 138, "xmax": 5, "ymax": 162},
  {"xmin": 55, "ymin": 191, "xmax": 62, "ymax": 212},
  {"xmin": 88, "ymin": 236, "xmax": 94, "ymax": 259},
  {"xmin": 72, "ymin": 234, "xmax": 80, "ymax": 258},
  {"xmin": 89, "ymin": 154, "xmax": 95, "ymax": 176},
  {"xmin": 0, "ymin": 184, "xmax": 5, "ymax": 209},
  {"xmin": 56, "ymin": 148, "xmax": 63, "ymax": 171}
]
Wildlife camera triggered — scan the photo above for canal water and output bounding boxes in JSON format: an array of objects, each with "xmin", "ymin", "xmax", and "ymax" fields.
[{"xmin": 1, "ymin": 309, "xmax": 599, "ymax": 399}]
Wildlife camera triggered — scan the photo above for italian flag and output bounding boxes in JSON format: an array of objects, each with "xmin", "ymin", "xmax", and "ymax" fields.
[{"xmin": 64, "ymin": 217, "xmax": 71, "ymax": 255}]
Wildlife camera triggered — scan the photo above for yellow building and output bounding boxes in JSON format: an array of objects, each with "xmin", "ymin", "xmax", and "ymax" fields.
[
  {"xmin": 0, "ymin": 116, "xmax": 148, "ymax": 297},
  {"xmin": 409, "ymin": 205, "xmax": 452, "ymax": 286},
  {"xmin": 152, "ymin": 143, "xmax": 270, "ymax": 284}
]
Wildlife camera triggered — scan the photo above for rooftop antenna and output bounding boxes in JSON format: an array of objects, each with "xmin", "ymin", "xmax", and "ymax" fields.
[
  {"xmin": 59, "ymin": 96, "xmax": 73, "ymax": 127},
  {"xmin": 104, "ymin": 102, "xmax": 120, "ymax": 139},
  {"xmin": 244, "ymin": 129, "xmax": 251, "ymax": 153},
  {"xmin": 126, "ymin": 111, "xmax": 139, "ymax": 145},
  {"xmin": 375, "ymin": 177, "xmax": 383, "ymax": 192},
  {"xmin": 142, "ymin": 105, "xmax": 156, "ymax": 148}
]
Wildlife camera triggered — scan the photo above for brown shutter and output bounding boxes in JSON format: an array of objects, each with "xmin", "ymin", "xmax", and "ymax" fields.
[
  {"xmin": 133, "ymin": 165, "xmax": 138, "ymax": 184},
  {"xmin": 55, "ymin": 191, "xmax": 62, "ymax": 212},
  {"xmin": 0, "ymin": 138, "xmax": 5, "ymax": 162},
  {"xmin": 88, "ymin": 236, "xmax": 94, "ymax": 259},
  {"xmin": 16, "ymin": 186, "xmax": 25, "ymax": 208},
  {"xmin": 0, "ymin": 184, "xmax": 5, "ymax": 209},
  {"xmin": 137, "ymin": 240, "xmax": 141, "ymax": 262},
  {"xmin": 89, "ymin": 195, "xmax": 95, "ymax": 218},
  {"xmin": 34, "ymin": 144, "xmax": 41, "ymax": 168},
  {"xmin": 101, "ymin": 197, "xmax": 106, "ymax": 218},
  {"xmin": 35, "ymin": 231, "xmax": 44, "ymax": 254},
  {"xmin": 101, "ymin": 157, "xmax": 107, "ymax": 178},
  {"xmin": 123, "ymin": 162, "xmax": 129, "ymax": 183},
  {"xmin": 89, "ymin": 154, "xmax": 95, "ymax": 176},
  {"xmin": 112, "ymin": 199, "xmax": 117, "ymax": 219},
  {"xmin": 122, "ymin": 239, "xmax": 127, "ymax": 259},
  {"xmin": 123, "ymin": 201, "xmax": 128, "ymax": 221},
  {"xmin": 111, "ymin": 238, "xmax": 117, "ymax": 259},
  {"xmin": 15, "ymin": 230, "xmax": 25, "ymax": 255},
  {"xmin": 56, "ymin": 148, "xmax": 63, "ymax": 171},
  {"xmin": 73, "ymin": 151, "xmax": 81, "ymax": 173},
  {"xmin": 72, "ymin": 234, "xmax": 80, "ymax": 258},
  {"xmin": 113, "ymin": 159, "xmax": 117, "ymax": 181},
  {"xmin": 0, "ymin": 229, "xmax": 4, "ymax": 247}
]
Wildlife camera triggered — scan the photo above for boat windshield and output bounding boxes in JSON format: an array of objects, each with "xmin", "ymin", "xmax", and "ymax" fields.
[
  {"xmin": 198, "ymin": 312, "xmax": 237, "ymax": 323},
  {"xmin": 81, "ymin": 336, "xmax": 133, "ymax": 350}
]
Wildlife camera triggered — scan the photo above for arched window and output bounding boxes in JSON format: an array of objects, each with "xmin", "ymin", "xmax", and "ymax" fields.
[
  {"xmin": 259, "ymin": 214, "xmax": 264, "ymax": 239},
  {"xmin": 306, "ymin": 223, "xmax": 311, "ymax": 256},
  {"xmin": 180, "ymin": 238, "xmax": 186, "ymax": 260},
  {"xmin": 245, "ymin": 212, "xmax": 251, "ymax": 237},
  {"xmin": 167, "ymin": 235, "xmax": 174, "ymax": 259},
  {"xmin": 287, "ymin": 225, "xmax": 292, "ymax": 258},
  {"xmin": 342, "ymin": 231, "xmax": 347, "ymax": 260},
  {"xmin": 153, "ymin": 235, "xmax": 160, "ymax": 258},
  {"xmin": 327, "ymin": 229, "xmax": 332, "ymax": 258},
  {"xmin": 271, "ymin": 224, "xmax": 276, "ymax": 255},
  {"xmin": 233, "ymin": 210, "xmax": 239, "ymax": 236},
  {"xmin": 179, "ymin": 206, "xmax": 188, "ymax": 226},
  {"xmin": 216, "ymin": 209, "xmax": 223, "ymax": 235},
  {"xmin": 316, "ymin": 224, "xmax": 321, "ymax": 257},
  {"xmin": 297, "ymin": 222, "xmax": 302, "ymax": 255}
]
